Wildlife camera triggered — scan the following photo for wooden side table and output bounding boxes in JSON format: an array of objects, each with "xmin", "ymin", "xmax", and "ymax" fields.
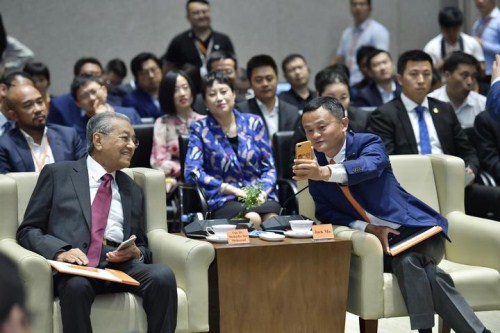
[{"xmin": 208, "ymin": 237, "xmax": 351, "ymax": 332}]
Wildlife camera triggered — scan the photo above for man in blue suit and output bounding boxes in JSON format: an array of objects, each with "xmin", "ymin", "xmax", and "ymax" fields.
[
  {"xmin": 293, "ymin": 96, "xmax": 490, "ymax": 333},
  {"xmin": 0, "ymin": 84, "xmax": 86, "ymax": 173}
]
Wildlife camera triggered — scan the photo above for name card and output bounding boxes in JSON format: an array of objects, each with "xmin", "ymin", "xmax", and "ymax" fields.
[
  {"xmin": 227, "ymin": 229, "xmax": 250, "ymax": 244},
  {"xmin": 312, "ymin": 224, "xmax": 334, "ymax": 240}
]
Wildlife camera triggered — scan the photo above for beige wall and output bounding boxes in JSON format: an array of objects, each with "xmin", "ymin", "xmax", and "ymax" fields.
[{"xmin": 0, "ymin": 0, "xmax": 486, "ymax": 94}]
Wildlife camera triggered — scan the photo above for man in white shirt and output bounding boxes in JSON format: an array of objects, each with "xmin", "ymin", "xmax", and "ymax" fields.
[
  {"xmin": 332, "ymin": 0, "xmax": 390, "ymax": 86},
  {"xmin": 428, "ymin": 51, "xmax": 485, "ymax": 128},
  {"xmin": 424, "ymin": 6, "xmax": 484, "ymax": 74}
]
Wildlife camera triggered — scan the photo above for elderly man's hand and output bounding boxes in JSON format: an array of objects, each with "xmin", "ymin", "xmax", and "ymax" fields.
[
  {"xmin": 293, "ymin": 159, "xmax": 331, "ymax": 181},
  {"xmin": 106, "ymin": 244, "xmax": 141, "ymax": 263},
  {"xmin": 55, "ymin": 248, "xmax": 89, "ymax": 266},
  {"xmin": 365, "ymin": 224, "xmax": 400, "ymax": 255}
]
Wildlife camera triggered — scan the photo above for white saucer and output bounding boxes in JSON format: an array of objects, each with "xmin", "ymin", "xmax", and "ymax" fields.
[
  {"xmin": 206, "ymin": 235, "xmax": 228, "ymax": 243},
  {"xmin": 284, "ymin": 230, "xmax": 313, "ymax": 238},
  {"xmin": 259, "ymin": 232, "xmax": 285, "ymax": 242}
]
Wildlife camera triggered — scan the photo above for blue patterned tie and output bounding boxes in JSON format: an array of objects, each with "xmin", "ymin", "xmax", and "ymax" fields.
[
  {"xmin": 1, "ymin": 121, "xmax": 11, "ymax": 134},
  {"xmin": 415, "ymin": 106, "xmax": 432, "ymax": 154}
]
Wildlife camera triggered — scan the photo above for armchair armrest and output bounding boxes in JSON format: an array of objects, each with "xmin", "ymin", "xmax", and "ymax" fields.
[
  {"xmin": 445, "ymin": 211, "xmax": 500, "ymax": 270},
  {"xmin": 147, "ymin": 230, "xmax": 214, "ymax": 331},
  {"xmin": 0, "ymin": 239, "xmax": 53, "ymax": 333},
  {"xmin": 333, "ymin": 226, "xmax": 386, "ymax": 318}
]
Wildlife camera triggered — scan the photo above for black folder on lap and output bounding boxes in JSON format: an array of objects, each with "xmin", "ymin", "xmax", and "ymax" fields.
[{"xmin": 388, "ymin": 225, "xmax": 443, "ymax": 256}]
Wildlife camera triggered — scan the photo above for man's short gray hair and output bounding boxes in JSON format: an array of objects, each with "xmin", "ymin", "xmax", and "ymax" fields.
[{"xmin": 86, "ymin": 112, "xmax": 131, "ymax": 155}]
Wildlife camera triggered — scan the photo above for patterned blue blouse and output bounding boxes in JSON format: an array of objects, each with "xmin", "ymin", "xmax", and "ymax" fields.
[{"xmin": 184, "ymin": 109, "xmax": 277, "ymax": 211}]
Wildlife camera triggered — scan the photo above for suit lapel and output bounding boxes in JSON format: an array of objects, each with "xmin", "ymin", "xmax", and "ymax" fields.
[
  {"xmin": 71, "ymin": 159, "xmax": 92, "ymax": 228},
  {"xmin": 46, "ymin": 127, "xmax": 63, "ymax": 162},
  {"xmin": 116, "ymin": 171, "xmax": 132, "ymax": 238},
  {"xmin": 11, "ymin": 130, "xmax": 36, "ymax": 171},
  {"xmin": 395, "ymin": 99, "xmax": 419, "ymax": 154}
]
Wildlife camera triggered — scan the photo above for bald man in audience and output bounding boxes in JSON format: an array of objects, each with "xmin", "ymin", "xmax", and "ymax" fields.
[{"xmin": 0, "ymin": 84, "xmax": 85, "ymax": 173}]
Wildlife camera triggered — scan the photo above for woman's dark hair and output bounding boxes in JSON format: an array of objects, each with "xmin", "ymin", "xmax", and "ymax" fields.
[
  {"xmin": 158, "ymin": 70, "xmax": 195, "ymax": 115},
  {"xmin": 201, "ymin": 71, "xmax": 234, "ymax": 100}
]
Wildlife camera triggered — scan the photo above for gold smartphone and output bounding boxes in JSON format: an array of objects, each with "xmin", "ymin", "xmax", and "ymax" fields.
[{"xmin": 295, "ymin": 141, "xmax": 313, "ymax": 160}]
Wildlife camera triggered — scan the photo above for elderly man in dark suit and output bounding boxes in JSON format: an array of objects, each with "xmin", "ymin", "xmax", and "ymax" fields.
[
  {"xmin": 0, "ymin": 84, "xmax": 85, "ymax": 173},
  {"xmin": 16, "ymin": 112, "xmax": 177, "ymax": 333},
  {"xmin": 368, "ymin": 49, "xmax": 500, "ymax": 220},
  {"xmin": 236, "ymin": 54, "xmax": 299, "ymax": 141}
]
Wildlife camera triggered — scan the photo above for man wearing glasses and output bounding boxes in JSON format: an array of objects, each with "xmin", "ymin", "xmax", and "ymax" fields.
[
  {"xmin": 72, "ymin": 75, "xmax": 142, "ymax": 143},
  {"xmin": 17, "ymin": 112, "xmax": 178, "ymax": 333}
]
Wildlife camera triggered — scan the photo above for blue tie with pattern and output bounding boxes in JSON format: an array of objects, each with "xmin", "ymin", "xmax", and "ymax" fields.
[
  {"xmin": 1, "ymin": 121, "xmax": 11, "ymax": 134},
  {"xmin": 415, "ymin": 106, "xmax": 432, "ymax": 154}
]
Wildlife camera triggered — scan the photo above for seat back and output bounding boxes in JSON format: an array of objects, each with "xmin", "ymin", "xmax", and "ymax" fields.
[
  {"xmin": 272, "ymin": 131, "xmax": 295, "ymax": 180},
  {"xmin": 129, "ymin": 124, "xmax": 154, "ymax": 168}
]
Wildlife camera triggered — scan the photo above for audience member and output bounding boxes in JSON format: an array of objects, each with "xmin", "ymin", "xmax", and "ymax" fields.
[
  {"xmin": 430, "ymin": 67, "xmax": 443, "ymax": 92},
  {"xmin": 151, "ymin": 70, "xmax": 204, "ymax": 185},
  {"xmin": 185, "ymin": 72, "xmax": 279, "ymax": 229},
  {"xmin": 0, "ymin": 13, "xmax": 34, "ymax": 76},
  {"xmin": 428, "ymin": 51, "xmax": 485, "ymax": 128},
  {"xmin": 206, "ymin": 50, "xmax": 245, "ymax": 103},
  {"xmin": 123, "ymin": 52, "xmax": 163, "ymax": 120},
  {"xmin": 289, "ymin": 66, "xmax": 369, "ymax": 179},
  {"xmin": 472, "ymin": 0, "xmax": 500, "ymax": 95},
  {"xmin": 0, "ymin": 253, "xmax": 31, "ymax": 333},
  {"xmin": 236, "ymin": 54, "xmax": 299, "ymax": 141},
  {"xmin": 424, "ymin": 6, "xmax": 484, "ymax": 73},
  {"xmin": 368, "ymin": 49, "xmax": 500, "ymax": 220},
  {"xmin": 16, "ymin": 111, "xmax": 178, "ymax": 333},
  {"xmin": 332, "ymin": 0, "xmax": 390, "ymax": 86},
  {"xmin": 352, "ymin": 49, "xmax": 400, "ymax": 107},
  {"xmin": 48, "ymin": 57, "xmax": 105, "ymax": 126},
  {"xmin": 0, "ymin": 84, "xmax": 85, "ymax": 173},
  {"xmin": 234, "ymin": 67, "xmax": 251, "ymax": 100},
  {"xmin": 103, "ymin": 58, "xmax": 129, "ymax": 105},
  {"xmin": 23, "ymin": 61, "xmax": 51, "ymax": 110},
  {"xmin": 71, "ymin": 75, "xmax": 141, "ymax": 142},
  {"xmin": 162, "ymin": 0, "xmax": 235, "ymax": 86},
  {"xmin": 293, "ymin": 96, "xmax": 491, "ymax": 333},
  {"xmin": 350, "ymin": 45, "xmax": 377, "ymax": 99},
  {"xmin": 279, "ymin": 54, "xmax": 316, "ymax": 110}
]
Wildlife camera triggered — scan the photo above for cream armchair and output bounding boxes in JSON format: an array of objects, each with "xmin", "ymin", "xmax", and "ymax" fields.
[
  {"xmin": 0, "ymin": 168, "xmax": 215, "ymax": 333},
  {"xmin": 297, "ymin": 154, "xmax": 500, "ymax": 333}
]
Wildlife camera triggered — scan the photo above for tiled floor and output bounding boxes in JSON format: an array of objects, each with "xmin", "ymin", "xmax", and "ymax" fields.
[{"xmin": 344, "ymin": 311, "xmax": 500, "ymax": 332}]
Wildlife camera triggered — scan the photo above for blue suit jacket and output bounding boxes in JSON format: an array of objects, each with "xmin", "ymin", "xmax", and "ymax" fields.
[
  {"xmin": 122, "ymin": 89, "xmax": 163, "ymax": 119},
  {"xmin": 487, "ymin": 80, "xmax": 500, "ymax": 122},
  {"xmin": 309, "ymin": 132, "xmax": 448, "ymax": 234},
  {"xmin": 0, "ymin": 124, "xmax": 87, "ymax": 173}
]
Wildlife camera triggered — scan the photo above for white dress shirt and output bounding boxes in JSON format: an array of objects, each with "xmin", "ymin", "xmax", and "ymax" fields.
[
  {"xmin": 256, "ymin": 97, "xmax": 280, "ymax": 140},
  {"xmin": 19, "ymin": 127, "xmax": 55, "ymax": 172}
]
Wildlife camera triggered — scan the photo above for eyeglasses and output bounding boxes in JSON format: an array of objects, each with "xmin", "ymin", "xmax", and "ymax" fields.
[
  {"xmin": 99, "ymin": 132, "xmax": 139, "ymax": 148},
  {"xmin": 78, "ymin": 85, "xmax": 103, "ymax": 101}
]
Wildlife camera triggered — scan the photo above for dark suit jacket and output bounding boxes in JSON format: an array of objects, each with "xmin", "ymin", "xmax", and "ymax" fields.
[
  {"xmin": 309, "ymin": 131, "xmax": 448, "ymax": 235},
  {"xmin": 0, "ymin": 124, "xmax": 86, "ymax": 173},
  {"xmin": 474, "ymin": 111, "xmax": 500, "ymax": 183},
  {"xmin": 368, "ymin": 97, "xmax": 479, "ymax": 173},
  {"xmin": 123, "ymin": 89, "xmax": 163, "ymax": 119},
  {"xmin": 352, "ymin": 80, "xmax": 401, "ymax": 107},
  {"xmin": 486, "ymin": 80, "xmax": 500, "ymax": 121},
  {"xmin": 16, "ymin": 158, "xmax": 151, "ymax": 267},
  {"xmin": 236, "ymin": 98, "xmax": 299, "ymax": 137}
]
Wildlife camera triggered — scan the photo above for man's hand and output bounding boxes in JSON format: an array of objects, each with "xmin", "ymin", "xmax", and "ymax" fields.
[
  {"xmin": 293, "ymin": 159, "xmax": 331, "ymax": 181},
  {"xmin": 55, "ymin": 248, "xmax": 89, "ymax": 266},
  {"xmin": 465, "ymin": 166, "xmax": 475, "ymax": 186},
  {"xmin": 365, "ymin": 224, "xmax": 400, "ymax": 254},
  {"xmin": 257, "ymin": 191, "xmax": 267, "ymax": 205},
  {"xmin": 106, "ymin": 244, "xmax": 141, "ymax": 263}
]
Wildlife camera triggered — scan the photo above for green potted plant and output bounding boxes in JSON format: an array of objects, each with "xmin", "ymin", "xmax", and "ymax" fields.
[{"xmin": 233, "ymin": 183, "xmax": 264, "ymax": 221}]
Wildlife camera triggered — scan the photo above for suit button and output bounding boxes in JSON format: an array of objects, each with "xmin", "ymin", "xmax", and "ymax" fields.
[{"xmin": 83, "ymin": 243, "xmax": 88, "ymax": 249}]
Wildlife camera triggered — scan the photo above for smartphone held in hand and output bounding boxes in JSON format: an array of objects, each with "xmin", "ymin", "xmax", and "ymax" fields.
[{"xmin": 296, "ymin": 141, "xmax": 313, "ymax": 160}]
